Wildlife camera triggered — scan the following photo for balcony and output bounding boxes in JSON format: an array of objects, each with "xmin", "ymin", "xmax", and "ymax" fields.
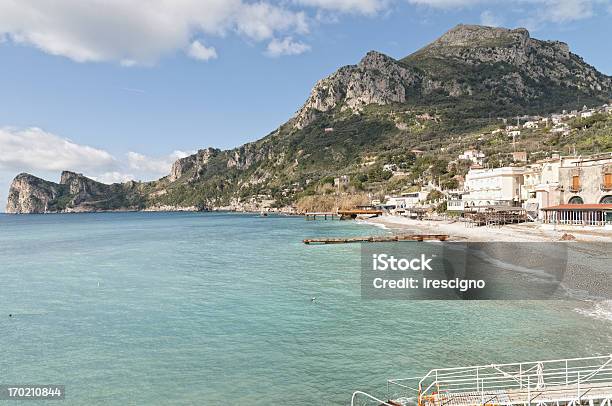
[
  {"xmin": 568, "ymin": 185, "xmax": 582, "ymax": 193},
  {"xmin": 601, "ymin": 183, "xmax": 612, "ymax": 191}
]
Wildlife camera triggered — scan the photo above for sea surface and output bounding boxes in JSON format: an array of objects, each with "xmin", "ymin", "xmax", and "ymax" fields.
[{"xmin": 0, "ymin": 212, "xmax": 611, "ymax": 405}]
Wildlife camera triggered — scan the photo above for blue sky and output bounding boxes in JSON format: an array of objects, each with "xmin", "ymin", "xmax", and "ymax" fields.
[{"xmin": 1, "ymin": 0, "xmax": 611, "ymax": 208}]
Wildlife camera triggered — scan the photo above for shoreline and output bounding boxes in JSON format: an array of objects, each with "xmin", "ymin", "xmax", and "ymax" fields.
[{"xmin": 364, "ymin": 215, "xmax": 612, "ymax": 242}]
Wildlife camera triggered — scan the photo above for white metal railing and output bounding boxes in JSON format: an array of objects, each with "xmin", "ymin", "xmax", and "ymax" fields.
[
  {"xmin": 351, "ymin": 390, "xmax": 397, "ymax": 406},
  {"xmin": 386, "ymin": 355, "xmax": 612, "ymax": 406}
]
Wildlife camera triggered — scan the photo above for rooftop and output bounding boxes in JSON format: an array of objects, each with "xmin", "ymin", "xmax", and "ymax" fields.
[{"xmin": 542, "ymin": 204, "xmax": 612, "ymax": 211}]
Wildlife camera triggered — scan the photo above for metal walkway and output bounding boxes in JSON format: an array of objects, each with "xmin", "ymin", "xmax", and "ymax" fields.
[{"xmin": 352, "ymin": 355, "xmax": 612, "ymax": 406}]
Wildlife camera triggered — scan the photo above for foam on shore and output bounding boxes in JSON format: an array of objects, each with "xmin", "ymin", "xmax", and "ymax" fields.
[{"xmin": 575, "ymin": 301, "xmax": 612, "ymax": 322}]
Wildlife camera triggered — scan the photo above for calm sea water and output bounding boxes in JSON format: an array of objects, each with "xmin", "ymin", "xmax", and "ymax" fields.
[{"xmin": 0, "ymin": 212, "xmax": 610, "ymax": 405}]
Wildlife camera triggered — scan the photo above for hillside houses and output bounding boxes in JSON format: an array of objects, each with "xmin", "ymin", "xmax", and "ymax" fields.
[{"xmin": 482, "ymin": 103, "xmax": 611, "ymax": 140}]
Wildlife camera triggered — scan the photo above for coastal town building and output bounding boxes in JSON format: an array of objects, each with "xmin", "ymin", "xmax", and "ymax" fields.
[
  {"xmin": 519, "ymin": 156, "xmax": 578, "ymax": 219},
  {"xmin": 446, "ymin": 190, "xmax": 467, "ymax": 212},
  {"xmin": 557, "ymin": 153, "xmax": 612, "ymax": 205},
  {"xmin": 518, "ymin": 153, "xmax": 612, "ymax": 224},
  {"xmin": 384, "ymin": 191, "xmax": 429, "ymax": 210},
  {"xmin": 462, "ymin": 166, "xmax": 525, "ymax": 207},
  {"xmin": 542, "ymin": 204, "xmax": 612, "ymax": 227}
]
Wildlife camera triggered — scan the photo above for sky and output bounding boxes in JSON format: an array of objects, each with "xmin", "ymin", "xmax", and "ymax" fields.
[{"xmin": 1, "ymin": 0, "xmax": 612, "ymax": 209}]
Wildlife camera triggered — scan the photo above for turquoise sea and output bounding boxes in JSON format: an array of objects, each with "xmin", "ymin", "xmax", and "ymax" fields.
[{"xmin": 0, "ymin": 212, "xmax": 611, "ymax": 405}]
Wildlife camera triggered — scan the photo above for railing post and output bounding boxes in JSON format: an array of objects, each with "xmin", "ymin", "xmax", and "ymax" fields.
[
  {"xmin": 577, "ymin": 372, "xmax": 581, "ymax": 403},
  {"xmin": 566, "ymin": 360, "xmax": 569, "ymax": 386},
  {"xmin": 480, "ymin": 378, "xmax": 484, "ymax": 406},
  {"xmin": 527, "ymin": 375, "xmax": 531, "ymax": 406}
]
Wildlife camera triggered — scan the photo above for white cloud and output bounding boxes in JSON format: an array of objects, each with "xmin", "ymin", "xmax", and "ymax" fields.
[
  {"xmin": 540, "ymin": 0, "xmax": 594, "ymax": 22},
  {"xmin": 1, "ymin": 0, "xmax": 606, "ymax": 64},
  {"xmin": 266, "ymin": 37, "xmax": 311, "ymax": 57},
  {"xmin": 296, "ymin": 0, "xmax": 389, "ymax": 14},
  {"xmin": 0, "ymin": 127, "xmax": 116, "ymax": 172},
  {"xmin": 0, "ymin": 0, "xmax": 310, "ymax": 65},
  {"xmin": 90, "ymin": 171, "xmax": 135, "ymax": 184},
  {"xmin": 234, "ymin": 2, "xmax": 309, "ymax": 41},
  {"xmin": 187, "ymin": 40, "xmax": 217, "ymax": 61},
  {"xmin": 127, "ymin": 150, "xmax": 190, "ymax": 175},
  {"xmin": 480, "ymin": 10, "xmax": 503, "ymax": 26}
]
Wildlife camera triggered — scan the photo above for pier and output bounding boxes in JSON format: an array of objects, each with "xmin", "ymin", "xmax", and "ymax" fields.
[
  {"xmin": 352, "ymin": 355, "xmax": 612, "ymax": 406},
  {"xmin": 303, "ymin": 234, "xmax": 448, "ymax": 244},
  {"xmin": 304, "ymin": 209, "xmax": 383, "ymax": 220},
  {"xmin": 305, "ymin": 212, "xmax": 338, "ymax": 220}
]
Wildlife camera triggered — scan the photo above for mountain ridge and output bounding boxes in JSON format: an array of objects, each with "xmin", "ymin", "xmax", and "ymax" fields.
[{"xmin": 6, "ymin": 24, "xmax": 612, "ymax": 214}]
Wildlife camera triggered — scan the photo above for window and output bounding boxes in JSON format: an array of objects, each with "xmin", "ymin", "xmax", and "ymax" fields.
[
  {"xmin": 572, "ymin": 175, "xmax": 580, "ymax": 190},
  {"xmin": 568, "ymin": 196, "xmax": 584, "ymax": 204},
  {"xmin": 605, "ymin": 173, "xmax": 612, "ymax": 188}
]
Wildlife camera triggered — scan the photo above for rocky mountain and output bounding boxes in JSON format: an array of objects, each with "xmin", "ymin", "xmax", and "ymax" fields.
[
  {"xmin": 294, "ymin": 25, "xmax": 611, "ymax": 127},
  {"xmin": 6, "ymin": 24, "xmax": 612, "ymax": 214},
  {"xmin": 6, "ymin": 171, "xmax": 146, "ymax": 213}
]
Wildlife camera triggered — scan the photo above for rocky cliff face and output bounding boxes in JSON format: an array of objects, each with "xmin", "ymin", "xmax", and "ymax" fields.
[
  {"xmin": 6, "ymin": 173, "xmax": 64, "ymax": 214},
  {"xmin": 294, "ymin": 25, "xmax": 611, "ymax": 129},
  {"xmin": 169, "ymin": 148, "xmax": 218, "ymax": 182},
  {"xmin": 402, "ymin": 25, "xmax": 612, "ymax": 101},
  {"xmin": 294, "ymin": 51, "xmax": 422, "ymax": 129},
  {"xmin": 5, "ymin": 171, "xmax": 145, "ymax": 213}
]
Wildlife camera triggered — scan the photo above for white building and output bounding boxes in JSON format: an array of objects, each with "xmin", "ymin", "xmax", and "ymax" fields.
[
  {"xmin": 446, "ymin": 190, "xmax": 468, "ymax": 212},
  {"xmin": 385, "ymin": 191, "xmax": 429, "ymax": 209},
  {"xmin": 458, "ymin": 149, "xmax": 485, "ymax": 166},
  {"xmin": 463, "ymin": 167, "xmax": 525, "ymax": 207},
  {"xmin": 523, "ymin": 121, "xmax": 539, "ymax": 129}
]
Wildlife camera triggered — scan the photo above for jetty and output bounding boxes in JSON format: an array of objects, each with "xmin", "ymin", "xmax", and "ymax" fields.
[
  {"xmin": 304, "ymin": 209, "xmax": 383, "ymax": 220},
  {"xmin": 303, "ymin": 234, "xmax": 448, "ymax": 244},
  {"xmin": 352, "ymin": 355, "xmax": 612, "ymax": 406},
  {"xmin": 304, "ymin": 212, "xmax": 338, "ymax": 220},
  {"xmin": 337, "ymin": 209, "xmax": 383, "ymax": 217}
]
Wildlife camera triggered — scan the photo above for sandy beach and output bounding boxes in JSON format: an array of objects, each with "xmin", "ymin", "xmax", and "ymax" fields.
[{"xmin": 365, "ymin": 215, "xmax": 612, "ymax": 242}]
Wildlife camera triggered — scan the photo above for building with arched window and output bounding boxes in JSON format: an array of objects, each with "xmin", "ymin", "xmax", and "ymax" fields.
[
  {"xmin": 541, "ymin": 153, "xmax": 612, "ymax": 227},
  {"xmin": 557, "ymin": 153, "xmax": 612, "ymax": 204}
]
